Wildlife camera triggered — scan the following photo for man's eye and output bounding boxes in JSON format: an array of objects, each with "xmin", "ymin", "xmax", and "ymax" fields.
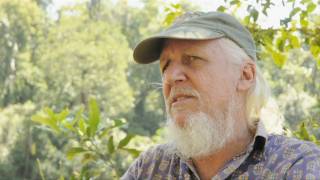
[
  {"xmin": 161, "ymin": 60, "xmax": 170, "ymax": 73},
  {"xmin": 182, "ymin": 55, "xmax": 200, "ymax": 65},
  {"xmin": 189, "ymin": 56, "xmax": 198, "ymax": 61}
]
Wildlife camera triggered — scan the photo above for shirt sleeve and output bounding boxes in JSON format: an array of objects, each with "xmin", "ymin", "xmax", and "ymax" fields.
[
  {"xmin": 120, "ymin": 157, "xmax": 143, "ymax": 180},
  {"xmin": 285, "ymin": 149, "xmax": 320, "ymax": 179},
  {"xmin": 121, "ymin": 147, "xmax": 156, "ymax": 180}
]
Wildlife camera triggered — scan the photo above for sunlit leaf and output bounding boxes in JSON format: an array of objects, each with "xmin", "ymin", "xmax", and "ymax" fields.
[
  {"xmin": 59, "ymin": 175, "xmax": 64, "ymax": 180},
  {"xmin": 99, "ymin": 119, "xmax": 126, "ymax": 138},
  {"xmin": 44, "ymin": 108, "xmax": 57, "ymax": 122},
  {"xmin": 276, "ymin": 38, "xmax": 284, "ymax": 52},
  {"xmin": 74, "ymin": 106, "xmax": 84, "ymax": 123},
  {"xmin": 118, "ymin": 134, "xmax": 135, "ymax": 148},
  {"xmin": 230, "ymin": 0, "xmax": 240, "ymax": 5},
  {"xmin": 121, "ymin": 148, "xmax": 141, "ymax": 158},
  {"xmin": 163, "ymin": 3, "xmax": 183, "ymax": 26},
  {"xmin": 56, "ymin": 109, "xmax": 69, "ymax": 122},
  {"xmin": 244, "ymin": 15, "xmax": 250, "ymax": 24},
  {"xmin": 86, "ymin": 127, "xmax": 91, "ymax": 137},
  {"xmin": 78, "ymin": 118, "xmax": 86, "ymax": 136},
  {"xmin": 81, "ymin": 152, "xmax": 96, "ymax": 165},
  {"xmin": 164, "ymin": 12, "xmax": 177, "ymax": 26},
  {"xmin": 217, "ymin": 6, "xmax": 226, "ymax": 12},
  {"xmin": 271, "ymin": 51, "xmax": 287, "ymax": 68},
  {"xmin": 63, "ymin": 121, "xmax": 75, "ymax": 132},
  {"xmin": 88, "ymin": 98, "xmax": 100, "ymax": 137},
  {"xmin": 290, "ymin": 35, "xmax": 300, "ymax": 48},
  {"xmin": 300, "ymin": 17, "xmax": 308, "ymax": 27},
  {"xmin": 114, "ymin": 119, "xmax": 126, "ymax": 127},
  {"xmin": 307, "ymin": 3, "xmax": 316, "ymax": 13},
  {"xmin": 301, "ymin": 0, "xmax": 311, "ymax": 4},
  {"xmin": 299, "ymin": 122, "xmax": 311, "ymax": 140},
  {"xmin": 31, "ymin": 113, "xmax": 60, "ymax": 133},
  {"xmin": 32, "ymin": 114, "xmax": 51, "ymax": 125},
  {"xmin": 108, "ymin": 136, "xmax": 115, "ymax": 154},
  {"xmin": 66, "ymin": 147, "xmax": 88, "ymax": 160},
  {"xmin": 310, "ymin": 135, "xmax": 317, "ymax": 143},
  {"xmin": 310, "ymin": 45, "xmax": 320, "ymax": 58},
  {"xmin": 172, "ymin": 3, "xmax": 181, "ymax": 9},
  {"xmin": 289, "ymin": 7, "xmax": 301, "ymax": 18}
]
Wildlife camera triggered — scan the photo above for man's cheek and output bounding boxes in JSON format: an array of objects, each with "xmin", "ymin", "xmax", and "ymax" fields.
[{"xmin": 162, "ymin": 84, "xmax": 170, "ymax": 100}]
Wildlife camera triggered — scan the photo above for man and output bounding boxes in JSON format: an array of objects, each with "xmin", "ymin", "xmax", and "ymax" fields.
[{"xmin": 122, "ymin": 11, "xmax": 320, "ymax": 179}]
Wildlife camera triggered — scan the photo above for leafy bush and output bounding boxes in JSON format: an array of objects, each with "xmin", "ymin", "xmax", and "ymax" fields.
[{"xmin": 32, "ymin": 99, "xmax": 141, "ymax": 179}]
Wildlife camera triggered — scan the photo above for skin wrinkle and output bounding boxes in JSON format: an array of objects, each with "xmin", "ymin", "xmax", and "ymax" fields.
[
  {"xmin": 161, "ymin": 39, "xmax": 241, "ymax": 125},
  {"xmin": 161, "ymin": 39, "xmax": 242, "ymax": 121},
  {"xmin": 160, "ymin": 38, "xmax": 254, "ymax": 160},
  {"xmin": 200, "ymin": 41, "xmax": 239, "ymax": 117}
]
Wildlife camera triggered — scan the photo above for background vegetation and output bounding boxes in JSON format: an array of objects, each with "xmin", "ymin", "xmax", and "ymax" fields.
[{"xmin": 0, "ymin": 0, "xmax": 319, "ymax": 179}]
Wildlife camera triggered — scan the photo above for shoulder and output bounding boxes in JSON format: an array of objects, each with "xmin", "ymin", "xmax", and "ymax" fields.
[
  {"xmin": 265, "ymin": 134, "xmax": 320, "ymax": 178},
  {"xmin": 136, "ymin": 143, "xmax": 175, "ymax": 163},
  {"xmin": 266, "ymin": 134, "xmax": 320, "ymax": 157},
  {"xmin": 121, "ymin": 143, "xmax": 176, "ymax": 179}
]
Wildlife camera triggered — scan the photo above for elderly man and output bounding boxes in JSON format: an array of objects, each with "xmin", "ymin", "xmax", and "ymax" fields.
[{"xmin": 121, "ymin": 11, "xmax": 320, "ymax": 179}]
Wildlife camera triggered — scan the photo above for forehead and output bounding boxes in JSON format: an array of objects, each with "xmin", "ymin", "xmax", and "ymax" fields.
[{"xmin": 160, "ymin": 39, "xmax": 221, "ymax": 57}]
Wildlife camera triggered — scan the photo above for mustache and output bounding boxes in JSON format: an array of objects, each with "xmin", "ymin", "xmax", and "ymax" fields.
[{"xmin": 167, "ymin": 87, "xmax": 200, "ymax": 105}]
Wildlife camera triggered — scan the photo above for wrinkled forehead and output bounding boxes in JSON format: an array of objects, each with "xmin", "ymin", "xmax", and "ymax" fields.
[{"xmin": 160, "ymin": 39, "xmax": 223, "ymax": 58}]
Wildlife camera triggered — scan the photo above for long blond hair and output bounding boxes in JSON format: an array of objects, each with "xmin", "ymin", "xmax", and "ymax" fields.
[{"xmin": 217, "ymin": 38, "xmax": 283, "ymax": 133}]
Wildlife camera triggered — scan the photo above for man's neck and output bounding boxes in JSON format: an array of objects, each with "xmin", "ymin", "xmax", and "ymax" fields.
[{"xmin": 192, "ymin": 132, "xmax": 253, "ymax": 180}]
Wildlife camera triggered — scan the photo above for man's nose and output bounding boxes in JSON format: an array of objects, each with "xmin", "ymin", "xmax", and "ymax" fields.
[{"xmin": 163, "ymin": 63, "xmax": 187, "ymax": 85}]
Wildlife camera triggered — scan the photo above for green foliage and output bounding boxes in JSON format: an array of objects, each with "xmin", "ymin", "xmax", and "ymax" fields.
[
  {"xmin": 36, "ymin": 3, "xmax": 134, "ymax": 115},
  {"xmin": 0, "ymin": 102, "xmax": 36, "ymax": 159},
  {"xmin": 293, "ymin": 120, "xmax": 320, "ymax": 145},
  {"xmin": 0, "ymin": 0, "xmax": 46, "ymax": 107},
  {"xmin": 0, "ymin": 0, "xmax": 320, "ymax": 179},
  {"xmin": 88, "ymin": 99, "xmax": 100, "ymax": 137},
  {"xmin": 32, "ymin": 98, "xmax": 141, "ymax": 179},
  {"xmin": 36, "ymin": 158, "xmax": 46, "ymax": 180},
  {"xmin": 163, "ymin": 3, "xmax": 184, "ymax": 27}
]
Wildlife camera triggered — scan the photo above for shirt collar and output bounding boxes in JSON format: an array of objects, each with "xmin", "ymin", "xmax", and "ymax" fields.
[
  {"xmin": 177, "ymin": 120, "xmax": 269, "ymax": 163},
  {"xmin": 252, "ymin": 120, "xmax": 268, "ymax": 152}
]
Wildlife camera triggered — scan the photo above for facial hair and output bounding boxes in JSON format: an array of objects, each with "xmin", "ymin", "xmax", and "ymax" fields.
[{"xmin": 166, "ymin": 98, "xmax": 236, "ymax": 158}]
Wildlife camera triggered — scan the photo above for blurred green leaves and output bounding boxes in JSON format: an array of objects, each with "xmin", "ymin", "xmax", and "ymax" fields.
[
  {"xmin": 163, "ymin": 3, "xmax": 184, "ymax": 27},
  {"xmin": 66, "ymin": 147, "xmax": 88, "ymax": 160},
  {"xmin": 0, "ymin": 0, "xmax": 320, "ymax": 179},
  {"xmin": 32, "ymin": 98, "xmax": 141, "ymax": 179},
  {"xmin": 88, "ymin": 99, "xmax": 100, "ymax": 137},
  {"xmin": 293, "ymin": 120, "xmax": 320, "ymax": 145},
  {"xmin": 32, "ymin": 108, "xmax": 69, "ymax": 134}
]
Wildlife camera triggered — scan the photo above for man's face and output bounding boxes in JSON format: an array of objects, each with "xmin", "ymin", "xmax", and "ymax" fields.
[{"xmin": 160, "ymin": 39, "xmax": 239, "ymax": 126}]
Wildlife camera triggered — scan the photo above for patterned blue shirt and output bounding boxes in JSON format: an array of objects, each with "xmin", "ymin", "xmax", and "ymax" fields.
[{"xmin": 121, "ymin": 122, "xmax": 320, "ymax": 179}]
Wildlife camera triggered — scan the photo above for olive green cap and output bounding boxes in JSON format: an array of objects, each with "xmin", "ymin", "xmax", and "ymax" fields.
[{"xmin": 133, "ymin": 11, "xmax": 257, "ymax": 64}]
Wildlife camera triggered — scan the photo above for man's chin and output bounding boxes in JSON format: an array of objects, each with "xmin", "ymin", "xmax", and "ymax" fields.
[
  {"xmin": 169, "ymin": 111, "xmax": 197, "ymax": 128},
  {"xmin": 171, "ymin": 117, "xmax": 186, "ymax": 128},
  {"xmin": 167, "ymin": 112, "xmax": 227, "ymax": 158}
]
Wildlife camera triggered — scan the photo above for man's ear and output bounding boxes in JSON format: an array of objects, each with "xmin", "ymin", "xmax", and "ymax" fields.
[{"xmin": 237, "ymin": 61, "xmax": 256, "ymax": 91}]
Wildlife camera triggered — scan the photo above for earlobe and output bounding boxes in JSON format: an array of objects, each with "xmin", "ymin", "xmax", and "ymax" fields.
[{"xmin": 236, "ymin": 61, "xmax": 256, "ymax": 91}]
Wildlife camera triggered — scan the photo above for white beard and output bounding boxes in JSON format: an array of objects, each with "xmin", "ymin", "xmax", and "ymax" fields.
[{"xmin": 166, "ymin": 101, "xmax": 235, "ymax": 158}]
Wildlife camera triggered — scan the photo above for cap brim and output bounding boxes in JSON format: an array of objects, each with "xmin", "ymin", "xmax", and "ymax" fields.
[{"xmin": 133, "ymin": 26, "xmax": 224, "ymax": 64}]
